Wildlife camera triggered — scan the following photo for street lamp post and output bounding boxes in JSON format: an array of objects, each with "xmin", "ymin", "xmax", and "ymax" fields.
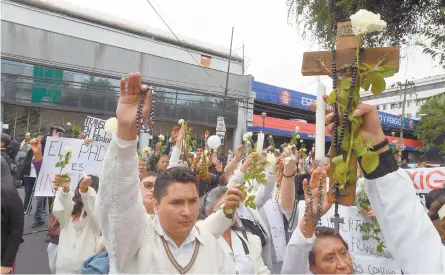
[{"xmin": 261, "ymin": 112, "xmax": 267, "ymax": 133}]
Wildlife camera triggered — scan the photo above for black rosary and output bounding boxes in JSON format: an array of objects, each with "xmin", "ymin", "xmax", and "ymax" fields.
[
  {"xmin": 136, "ymin": 86, "xmax": 155, "ymax": 135},
  {"xmin": 330, "ymin": 50, "xmax": 358, "ymax": 234}
]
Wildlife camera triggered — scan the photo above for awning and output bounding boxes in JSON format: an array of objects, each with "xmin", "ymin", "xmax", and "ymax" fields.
[{"xmin": 248, "ymin": 115, "xmax": 423, "ymax": 151}]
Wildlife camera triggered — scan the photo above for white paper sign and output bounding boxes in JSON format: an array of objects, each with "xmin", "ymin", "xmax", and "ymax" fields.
[
  {"xmin": 216, "ymin": 116, "xmax": 226, "ymax": 132},
  {"xmin": 83, "ymin": 116, "xmax": 111, "ymax": 143},
  {"xmin": 298, "ymin": 201, "xmax": 401, "ymax": 273},
  {"xmin": 263, "ymin": 199, "xmax": 286, "ymax": 262},
  {"xmin": 34, "ymin": 137, "xmax": 109, "ymax": 196}
]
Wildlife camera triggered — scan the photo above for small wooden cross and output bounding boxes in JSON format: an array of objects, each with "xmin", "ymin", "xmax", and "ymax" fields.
[
  {"xmin": 330, "ymin": 213, "xmax": 344, "ymax": 235},
  {"xmin": 301, "ymin": 21, "xmax": 401, "ymax": 206}
]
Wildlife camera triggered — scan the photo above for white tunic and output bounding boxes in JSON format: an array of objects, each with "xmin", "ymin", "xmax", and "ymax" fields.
[
  {"xmin": 53, "ymin": 187, "xmax": 100, "ymax": 274},
  {"xmin": 96, "ymin": 136, "xmax": 234, "ymax": 274}
]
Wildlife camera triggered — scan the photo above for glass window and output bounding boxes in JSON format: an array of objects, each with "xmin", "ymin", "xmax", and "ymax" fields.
[
  {"xmin": 1, "ymin": 59, "xmax": 238, "ymax": 127},
  {"xmin": 376, "ymin": 105, "xmax": 380, "ymax": 110}
]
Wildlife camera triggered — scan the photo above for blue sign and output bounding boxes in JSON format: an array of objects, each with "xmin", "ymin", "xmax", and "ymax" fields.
[{"xmin": 252, "ymin": 80, "xmax": 418, "ymax": 130}]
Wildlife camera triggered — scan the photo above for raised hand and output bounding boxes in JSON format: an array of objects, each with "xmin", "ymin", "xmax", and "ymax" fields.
[
  {"xmin": 53, "ymin": 173, "xmax": 71, "ymax": 192},
  {"xmin": 302, "ymin": 167, "xmax": 332, "ymax": 220},
  {"xmin": 79, "ymin": 176, "xmax": 92, "ymax": 193},
  {"xmin": 223, "ymin": 184, "xmax": 243, "ymax": 217},
  {"xmin": 175, "ymin": 124, "xmax": 185, "ymax": 147},
  {"xmin": 116, "ymin": 72, "xmax": 153, "ymax": 141},
  {"xmin": 309, "ymin": 96, "xmax": 387, "ymax": 151},
  {"xmin": 282, "ymin": 147, "xmax": 297, "ymax": 177},
  {"xmin": 30, "ymin": 137, "xmax": 43, "ymax": 161}
]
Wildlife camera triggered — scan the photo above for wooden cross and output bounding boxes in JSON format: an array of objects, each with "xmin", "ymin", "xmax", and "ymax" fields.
[
  {"xmin": 302, "ymin": 21, "xmax": 400, "ymax": 77},
  {"xmin": 301, "ymin": 21, "xmax": 401, "ymax": 206}
]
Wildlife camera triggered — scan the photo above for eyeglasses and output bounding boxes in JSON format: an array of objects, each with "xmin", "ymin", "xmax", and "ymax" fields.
[{"xmin": 143, "ymin": 182, "xmax": 155, "ymax": 190}]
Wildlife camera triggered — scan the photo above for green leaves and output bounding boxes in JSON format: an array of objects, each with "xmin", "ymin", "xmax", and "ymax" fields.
[
  {"xmin": 367, "ymin": 72, "xmax": 386, "ymax": 95},
  {"xmin": 327, "ymin": 89, "xmax": 337, "ymax": 105},
  {"xmin": 332, "ymin": 155, "xmax": 344, "ymax": 165},
  {"xmin": 361, "ymin": 151, "xmax": 379, "ymax": 174},
  {"xmin": 340, "ymin": 78, "xmax": 351, "ymax": 90}
]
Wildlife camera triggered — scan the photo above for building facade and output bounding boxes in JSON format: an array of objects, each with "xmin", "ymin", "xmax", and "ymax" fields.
[
  {"xmin": 361, "ymin": 75, "xmax": 445, "ymax": 120},
  {"xmin": 1, "ymin": 0, "xmax": 252, "ymax": 149}
]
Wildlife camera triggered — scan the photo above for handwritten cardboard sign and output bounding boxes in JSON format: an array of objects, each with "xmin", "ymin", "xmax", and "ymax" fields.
[
  {"xmin": 263, "ymin": 199, "xmax": 287, "ymax": 263},
  {"xmin": 83, "ymin": 116, "xmax": 111, "ymax": 143},
  {"xmin": 34, "ymin": 137, "xmax": 109, "ymax": 196},
  {"xmin": 298, "ymin": 202, "xmax": 401, "ymax": 273}
]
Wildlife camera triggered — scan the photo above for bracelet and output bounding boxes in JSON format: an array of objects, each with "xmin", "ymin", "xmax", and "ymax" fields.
[
  {"xmin": 370, "ymin": 138, "xmax": 389, "ymax": 152},
  {"xmin": 283, "ymin": 172, "xmax": 296, "ymax": 178}
]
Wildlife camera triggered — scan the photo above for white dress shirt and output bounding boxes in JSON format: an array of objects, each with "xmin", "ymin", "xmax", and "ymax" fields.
[
  {"xmin": 152, "ymin": 215, "xmax": 202, "ymax": 267},
  {"xmin": 219, "ymin": 230, "xmax": 255, "ymax": 275}
]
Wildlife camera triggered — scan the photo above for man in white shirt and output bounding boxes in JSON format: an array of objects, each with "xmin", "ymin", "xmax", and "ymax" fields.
[{"xmin": 97, "ymin": 72, "xmax": 243, "ymax": 274}]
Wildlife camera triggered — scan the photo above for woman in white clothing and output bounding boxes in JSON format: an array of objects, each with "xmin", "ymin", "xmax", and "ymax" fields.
[
  {"xmin": 52, "ymin": 174, "xmax": 101, "ymax": 274},
  {"xmin": 198, "ymin": 186, "xmax": 270, "ymax": 274}
]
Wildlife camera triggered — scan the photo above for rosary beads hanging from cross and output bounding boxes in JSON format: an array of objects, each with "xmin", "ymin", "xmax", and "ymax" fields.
[{"xmin": 301, "ymin": 21, "xmax": 400, "ymax": 234}]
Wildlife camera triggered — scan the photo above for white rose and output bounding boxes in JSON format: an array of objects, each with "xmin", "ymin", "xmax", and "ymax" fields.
[
  {"xmin": 269, "ymin": 135, "xmax": 273, "ymax": 139},
  {"xmin": 158, "ymin": 134, "xmax": 165, "ymax": 141},
  {"xmin": 204, "ymin": 150, "xmax": 209, "ymax": 155},
  {"xmin": 178, "ymin": 119, "xmax": 185, "ymax": 125},
  {"xmin": 295, "ymin": 126, "xmax": 300, "ymax": 133},
  {"xmin": 64, "ymin": 146, "xmax": 73, "ymax": 154},
  {"xmin": 296, "ymin": 134, "xmax": 300, "ymax": 139},
  {"xmin": 350, "ymin": 9, "xmax": 387, "ymax": 36},
  {"xmin": 243, "ymin": 132, "xmax": 253, "ymax": 142},
  {"xmin": 303, "ymin": 148, "xmax": 307, "ymax": 152},
  {"xmin": 143, "ymin": 147, "xmax": 150, "ymax": 153},
  {"xmin": 66, "ymin": 122, "xmax": 72, "ymax": 126},
  {"xmin": 104, "ymin": 117, "xmax": 118, "ymax": 137},
  {"xmin": 291, "ymin": 144, "xmax": 296, "ymax": 148},
  {"xmin": 300, "ymin": 139, "xmax": 304, "ymax": 143}
]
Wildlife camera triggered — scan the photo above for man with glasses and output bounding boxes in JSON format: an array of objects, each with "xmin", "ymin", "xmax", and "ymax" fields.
[{"xmin": 140, "ymin": 172, "xmax": 157, "ymax": 214}]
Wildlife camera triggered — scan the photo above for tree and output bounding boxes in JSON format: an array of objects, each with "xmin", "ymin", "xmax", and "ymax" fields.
[
  {"xmin": 417, "ymin": 8, "xmax": 445, "ymax": 68},
  {"xmin": 415, "ymin": 92, "xmax": 445, "ymax": 155},
  {"xmin": 286, "ymin": 0, "xmax": 445, "ymax": 49}
]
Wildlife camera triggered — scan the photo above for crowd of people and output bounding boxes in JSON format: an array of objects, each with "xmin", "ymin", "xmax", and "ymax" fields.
[{"xmin": 1, "ymin": 72, "xmax": 444, "ymax": 274}]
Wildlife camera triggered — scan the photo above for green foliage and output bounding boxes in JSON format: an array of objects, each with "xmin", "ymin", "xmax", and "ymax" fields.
[
  {"xmin": 183, "ymin": 122, "xmax": 196, "ymax": 151},
  {"xmin": 415, "ymin": 92, "xmax": 445, "ymax": 155},
  {"xmin": 327, "ymin": 45, "xmax": 396, "ymax": 190},
  {"xmin": 286, "ymin": 0, "xmax": 444, "ymax": 50},
  {"xmin": 268, "ymin": 135, "xmax": 275, "ymax": 148},
  {"xmin": 71, "ymin": 124, "xmax": 83, "ymax": 135},
  {"xmin": 243, "ymin": 146, "xmax": 267, "ymax": 210},
  {"xmin": 356, "ymin": 181, "xmax": 386, "ymax": 253},
  {"xmin": 55, "ymin": 152, "xmax": 71, "ymax": 169}
]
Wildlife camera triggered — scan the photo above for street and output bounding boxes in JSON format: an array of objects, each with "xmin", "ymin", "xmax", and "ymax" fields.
[{"xmin": 16, "ymin": 187, "xmax": 51, "ymax": 274}]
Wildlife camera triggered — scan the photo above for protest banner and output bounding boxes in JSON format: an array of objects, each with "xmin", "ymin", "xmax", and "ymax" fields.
[
  {"xmin": 83, "ymin": 116, "xmax": 111, "ymax": 143},
  {"xmin": 298, "ymin": 201, "xmax": 401, "ymax": 274},
  {"xmin": 34, "ymin": 137, "xmax": 109, "ymax": 196},
  {"xmin": 405, "ymin": 167, "xmax": 445, "ymax": 209},
  {"xmin": 263, "ymin": 199, "xmax": 287, "ymax": 262}
]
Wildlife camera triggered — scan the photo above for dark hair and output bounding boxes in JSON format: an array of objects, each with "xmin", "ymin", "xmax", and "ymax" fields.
[
  {"xmin": 427, "ymin": 194, "xmax": 445, "ymax": 242},
  {"xmin": 140, "ymin": 171, "xmax": 157, "ymax": 181},
  {"xmin": 153, "ymin": 167, "xmax": 198, "ymax": 202},
  {"xmin": 218, "ymin": 172, "xmax": 231, "ymax": 186},
  {"xmin": 426, "ymin": 188, "xmax": 445, "ymax": 210},
  {"xmin": 71, "ymin": 175, "xmax": 100, "ymax": 217},
  {"xmin": 308, "ymin": 226, "xmax": 349, "ymax": 267}
]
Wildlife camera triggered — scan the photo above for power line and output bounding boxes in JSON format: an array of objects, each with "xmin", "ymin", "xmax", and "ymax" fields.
[{"xmin": 145, "ymin": 0, "xmax": 229, "ymax": 93}]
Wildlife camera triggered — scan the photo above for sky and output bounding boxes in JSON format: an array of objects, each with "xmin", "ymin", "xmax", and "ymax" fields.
[{"xmin": 64, "ymin": 0, "xmax": 444, "ymax": 95}]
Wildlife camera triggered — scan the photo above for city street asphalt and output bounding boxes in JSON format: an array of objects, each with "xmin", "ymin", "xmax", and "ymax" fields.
[{"xmin": 16, "ymin": 187, "xmax": 51, "ymax": 274}]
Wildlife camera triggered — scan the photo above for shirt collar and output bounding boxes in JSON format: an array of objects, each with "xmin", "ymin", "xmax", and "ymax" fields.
[{"xmin": 152, "ymin": 215, "xmax": 204, "ymax": 248}]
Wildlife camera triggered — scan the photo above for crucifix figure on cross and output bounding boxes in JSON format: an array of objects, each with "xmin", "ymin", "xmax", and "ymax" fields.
[{"xmin": 301, "ymin": 20, "xmax": 400, "ymax": 234}]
